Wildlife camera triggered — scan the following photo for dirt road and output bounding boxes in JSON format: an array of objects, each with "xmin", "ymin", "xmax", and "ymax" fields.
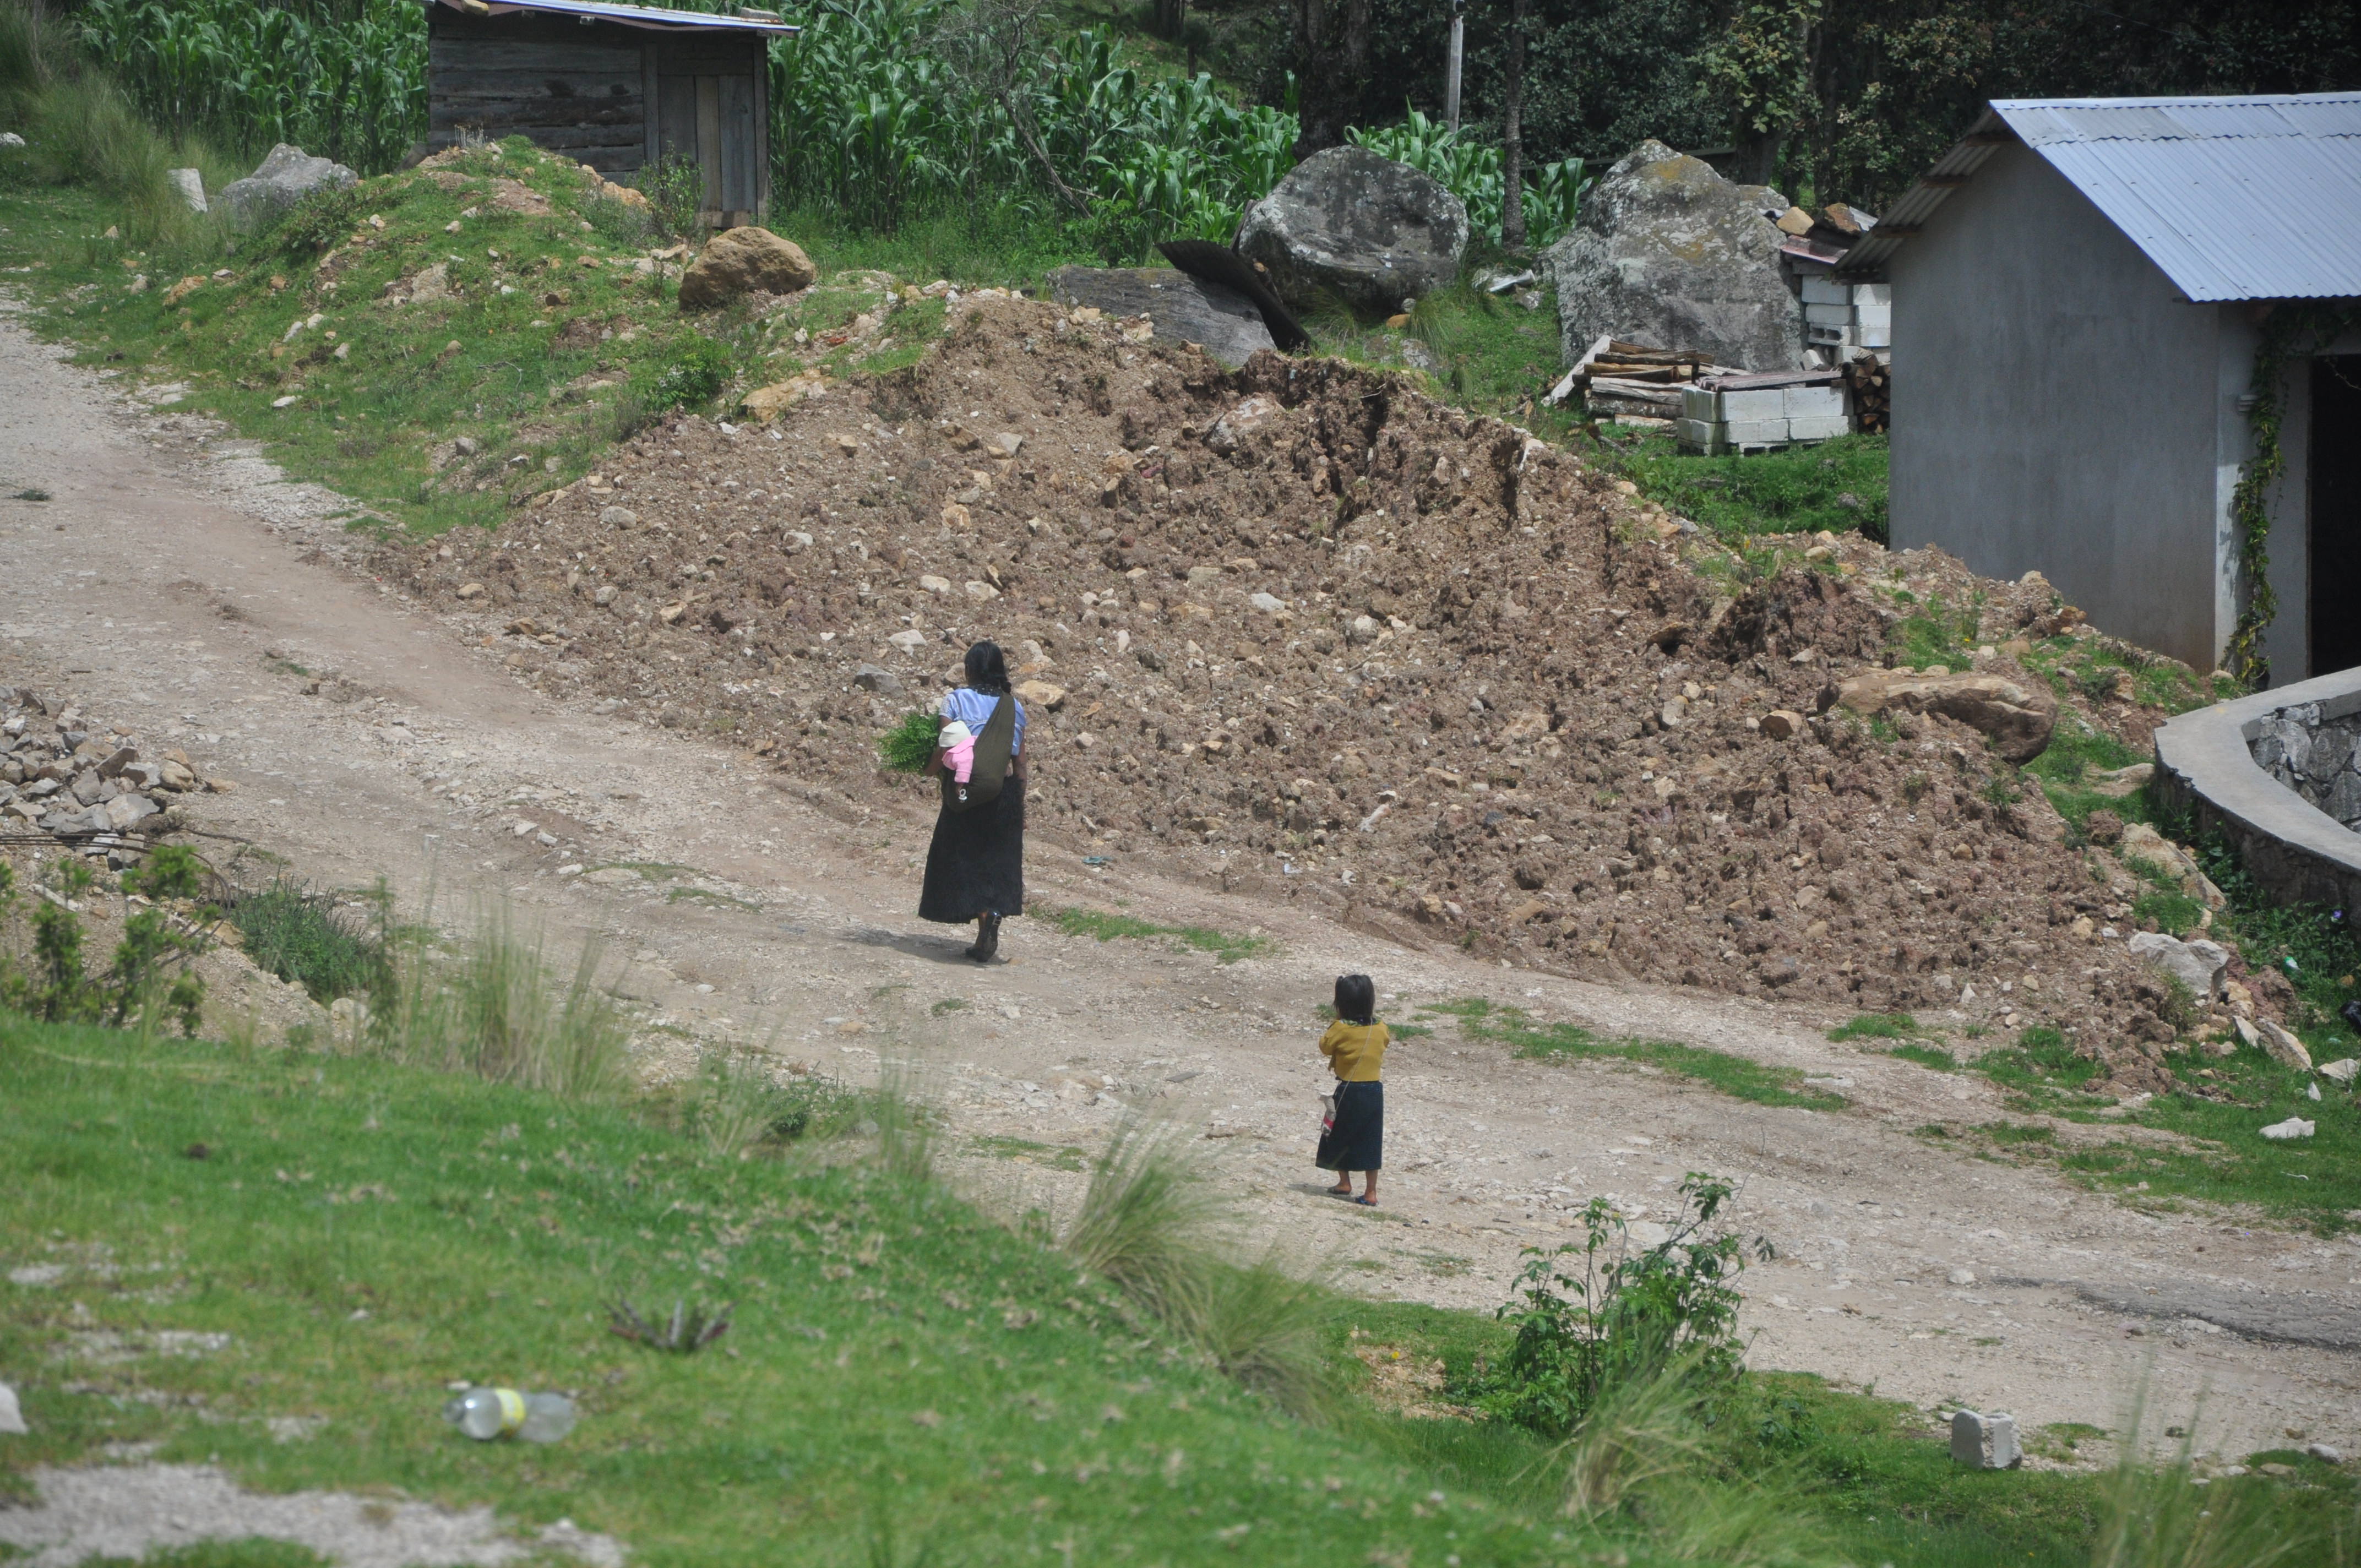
[{"xmin": 4, "ymin": 298, "xmax": 2356, "ymax": 1464}]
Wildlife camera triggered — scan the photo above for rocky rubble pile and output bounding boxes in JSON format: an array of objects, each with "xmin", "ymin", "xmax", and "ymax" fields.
[
  {"xmin": 390, "ymin": 297, "xmax": 2213, "ymax": 1083},
  {"xmin": 1, "ymin": 685, "xmax": 229, "ymax": 856}
]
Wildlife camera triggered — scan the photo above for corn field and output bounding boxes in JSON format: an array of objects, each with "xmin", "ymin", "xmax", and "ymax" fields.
[
  {"xmin": 78, "ymin": 0, "xmax": 425, "ymax": 175},
  {"xmin": 62, "ymin": 0, "xmax": 1582, "ymax": 259}
]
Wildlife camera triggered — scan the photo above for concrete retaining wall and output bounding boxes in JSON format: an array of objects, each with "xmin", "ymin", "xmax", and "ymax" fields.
[{"xmin": 2153, "ymin": 668, "xmax": 2361, "ymax": 913}]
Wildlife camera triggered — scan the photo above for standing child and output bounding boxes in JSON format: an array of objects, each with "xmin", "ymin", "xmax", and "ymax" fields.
[{"xmin": 1316, "ymin": 973, "xmax": 1388, "ymax": 1206}]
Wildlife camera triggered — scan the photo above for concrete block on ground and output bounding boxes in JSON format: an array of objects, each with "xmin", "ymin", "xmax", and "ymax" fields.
[
  {"xmin": 1724, "ymin": 417, "xmax": 1788, "ymax": 445},
  {"xmin": 1861, "ymin": 324, "xmax": 1891, "ymax": 349},
  {"xmin": 1800, "ymin": 276, "xmax": 1851, "ymax": 304},
  {"xmin": 1853, "ymin": 282, "xmax": 1891, "ymax": 305},
  {"xmin": 1783, "ymin": 385, "xmax": 1847, "ymax": 417},
  {"xmin": 1681, "ymin": 385, "xmax": 1722, "ymax": 421},
  {"xmin": 1787, "ymin": 413, "xmax": 1851, "ymax": 442},
  {"xmin": 1951, "ymin": 1410, "xmax": 2021, "ymax": 1469},
  {"xmin": 1721, "ymin": 388, "xmax": 1786, "ymax": 421},
  {"xmin": 1804, "ymin": 302, "xmax": 1852, "ymax": 326},
  {"xmin": 1855, "ymin": 303, "xmax": 1892, "ymax": 328},
  {"xmin": 1676, "ymin": 418, "xmax": 1726, "ymax": 454}
]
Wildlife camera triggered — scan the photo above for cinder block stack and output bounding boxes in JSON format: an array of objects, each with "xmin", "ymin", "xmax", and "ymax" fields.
[
  {"xmin": 1678, "ymin": 382, "xmax": 1850, "ymax": 455},
  {"xmin": 1801, "ymin": 276, "xmax": 1890, "ymax": 361}
]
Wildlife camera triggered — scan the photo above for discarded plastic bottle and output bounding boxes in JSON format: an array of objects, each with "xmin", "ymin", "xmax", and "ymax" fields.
[{"xmin": 441, "ymin": 1387, "xmax": 576, "ymax": 1443}]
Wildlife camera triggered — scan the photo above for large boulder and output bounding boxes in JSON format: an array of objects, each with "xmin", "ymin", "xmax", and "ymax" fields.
[
  {"xmin": 1238, "ymin": 146, "xmax": 1467, "ymax": 313},
  {"xmin": 219, "ymin": 143, "xmax": 356, "ymax": 231},
  {"xmin": 1541, "ymin": 140, "xmax": 1804, "ymax": 372},
  {"xmin": 1821, "ymin": 667, "xmax": 2057, "ymax": 763},
  {"xmin": 1047, "ymin": 266, "xmax": 1272, "ymax": 367},
  {"xmin": 678, "ymin": 227, "xmax": 817, "ymax": 309}
]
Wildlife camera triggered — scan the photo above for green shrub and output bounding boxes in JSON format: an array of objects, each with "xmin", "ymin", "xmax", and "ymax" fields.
[
  {"xmin": 230, "ymin": 881, "xmax": 383, "ymax": 1003},
  {"xmin": 276, "ymin": 182, "xmax": 369, "ymax": 255},
  {"xmin": 1474, "ymin": 1173, "xmax": 1759, "ymax": 1438},
  {"xmin": 633, "ymin": 335, "xmax": 733, "ymax": 413},
  {"xmin": 634, "ymin": 150, "xmax": 703, "ymax": 241}
]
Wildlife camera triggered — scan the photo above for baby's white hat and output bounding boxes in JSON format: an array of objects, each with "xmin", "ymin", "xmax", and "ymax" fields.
[{"xmin": 938, "ymin": 719, "xmax": 975, "ymax": 745}]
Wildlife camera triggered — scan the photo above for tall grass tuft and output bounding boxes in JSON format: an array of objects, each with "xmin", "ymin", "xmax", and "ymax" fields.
[
  {"xmin": 2089, "ymin": 1402, "xmax": 2318, "ymax": 1568},
  {"xmin": 368, "ymin": 896, "xmax": 628, "ymax": 1101},
  {"xmin": 230, "ymin": 881, "xmax": 384, "ymax": 1004},
  {"xmin": 872, "ymin": 1057, "xmax": 937, "ymax": 1182},
  {"xmin": 1553, "ymin": 1359, "xmax": 1707, "ymax": 1520},
  {"xmin": 1064, "ymin": 1115, "xmax": 1228, "ymax": 1323},
  {"xmin": 1187, "ymin": 1255, "xmax": 1334, "ymax": 1419}
]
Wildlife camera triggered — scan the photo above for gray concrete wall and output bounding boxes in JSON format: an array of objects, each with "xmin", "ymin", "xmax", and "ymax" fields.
[
  {"xmin": 1889, "ymin": 143, "xmax": 2232, "ymax": 672},
  {"xmin": 2155, "ymin": 667, "xmax": 2361, "ymax": 915}
]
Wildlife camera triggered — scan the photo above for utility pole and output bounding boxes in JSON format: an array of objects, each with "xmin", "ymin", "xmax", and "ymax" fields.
[
  {"xmin": 1444, "ymin": 0, "xmax": 1465, "ymax": 133},
  {"xmin": 1501, "ymin": 0, "xmax": 1526, "ymax": 246}
]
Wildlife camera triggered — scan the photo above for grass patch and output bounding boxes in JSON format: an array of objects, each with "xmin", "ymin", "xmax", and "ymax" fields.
[
  {"xmin": 1889, "ymin": 1042, "xmax": 1959, "ymax": 1071},
  {"xmin": 226, "ymin": 882, "xmax": 384, "ymax": 1004},
  {"xmin": 1827, "ymin": 1011, "xmax": 1922, "ymax": 1042},
  {"xmin": 1607, "ymin": 429, "xmax": 1890, "ymax": 542},
  {"xmin": 9, "ymin": 487, "xmax": 51, "ymax": 502},
  {"xmin": 968, "ymin": 1134, "xmax": 1089, "ymax": 1172},
  {"xmin": 1985, "ymin": 1121, "xmax": 2057, "ymax": 1146},
  {"xmin": 1431, "ymin": 1001, "xmax": 1847, "ymax": 1110},
  {"xmin": 1047, "ymin": 906, "xmax": 1272, "ymax": 963}
]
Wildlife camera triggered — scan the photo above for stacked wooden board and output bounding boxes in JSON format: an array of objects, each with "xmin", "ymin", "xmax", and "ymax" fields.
[{"xmin": 1543, "ymin": 335, "xmax": 1737, "ymax": 422}]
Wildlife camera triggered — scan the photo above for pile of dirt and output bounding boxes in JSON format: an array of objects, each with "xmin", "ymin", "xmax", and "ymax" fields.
[{"xmin": 385, "ymin": 296, "xmax": 2241, "ymax": 1084}]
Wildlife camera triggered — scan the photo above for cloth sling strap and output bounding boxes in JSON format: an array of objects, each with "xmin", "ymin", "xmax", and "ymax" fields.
[{"xmin": 943, "ymin": 691, "xmax": 1016, "ymax": 813}]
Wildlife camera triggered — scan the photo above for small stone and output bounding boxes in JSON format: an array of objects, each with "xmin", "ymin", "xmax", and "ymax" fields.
[
  {"xmin": 271, "ymin": 395, "xmax": 300, "ymax": 409},
  {"xmin": 964, "ymin": 580, "xmax": 1000, "ymax": 602},
  {"xmin": 852, "ymin": 663, "xmax": 901, "ymax": 695},
  {"xmin": 1950, "ymin": 1409, "xmax": 2020, "ymax": 1469},
  {"xmin": 1759, "ymin": 709, "xmax": 1805, "ymax": 740},
  {"xmin": 2259, "ymin": 1116, "xmax": 2315, "ymax": 1140},
  {"xmin": 1249, "ymin": 591, "xmax": 1289, "ymax": 616},
  {"xmin": 1013, "ymin": 679, "xmax": 1067, "ymax": 711},
  {"xmin": 2318, "ymin": 1058, "xmax": 2359, "ymax": 1085},
  {"xmin": 2306, "ymin": 1442, "xmax": 2344, "ymax": 1464},
  {"xmin": 601, "ymin": 505, "xmax": 639, "ymax": 529},
  {"xmin": 593, "ymin": 584, "xmax": 618, "ymax": 607},
  {"xmin": 0, "ymin": 1381, "xmax": 24, "ymax": 1435},
  {"xmin": 1946, "ymin": 1268, "xmax": 1976, "ymax": 1286},
  {"xmin": 96, "ymin": 745, "xmax": 138, "ymax": 779},
  {"xmin": 1346, "ymin": 613, "xmax": 1381, "ymax": 645},
  {"xmin": 989, "ymin": 433, "xmax": 1024, "ymax": 457},
  {"xmin": 1660, "ymin": 694, "xmax": 1688, "ymax": 728},
  {"xmin": 156, "ymin": 759, "xmax": 198, "ymax": 792},
  {"xmin": 917, "ymin": 575, "xmax": 952, "ymax": 595},
  {"xmin": 456, "ymin": 582, "xmax": 486, "ymax": 600}
]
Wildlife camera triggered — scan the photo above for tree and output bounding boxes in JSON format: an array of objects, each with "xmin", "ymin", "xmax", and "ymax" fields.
[
  {"xmin": 1698, "ymin": 0, "xmax": 1823, "ymax": 188},
  {"xmin": 1500, "ymin": 0, "xmax": 1528, "ymax": 246},
  {"xmin": 1291, "ymin": 0, "xmax": 1374, "ymax": 157}
]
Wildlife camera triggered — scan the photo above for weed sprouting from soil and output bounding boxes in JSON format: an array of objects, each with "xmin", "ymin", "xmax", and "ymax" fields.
[
  {"xmin": 229, "ymin": 881, "xmax": 383, "ymax": 1003},
  {"xmin": 1451, "ymin": 1005, "xmax": 1848, "ymax": 1111}
]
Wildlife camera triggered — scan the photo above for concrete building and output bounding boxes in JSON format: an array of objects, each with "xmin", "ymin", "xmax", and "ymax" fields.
[{"xmin": 1838, "ymin": 94, "xmax": 2361, "ymax": 682}]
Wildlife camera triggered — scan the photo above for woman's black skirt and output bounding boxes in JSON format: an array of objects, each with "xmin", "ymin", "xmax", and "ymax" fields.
[
  {"xmin": 918, "ymin": 774, "xmax": 1026, "ymax": 924},
  {"xmin": 1316, "ymin": 1079, "xmax": 1383, "ymax": 1172}
]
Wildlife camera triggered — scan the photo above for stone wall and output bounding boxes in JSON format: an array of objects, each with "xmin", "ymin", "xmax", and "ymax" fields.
[{"xmin": 2247, "ymin": 701, "xmax": 2361, "ymax": 828}]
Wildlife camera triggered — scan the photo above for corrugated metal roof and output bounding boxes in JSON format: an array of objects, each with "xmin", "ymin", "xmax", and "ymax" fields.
[
  {"xmin": 1840, "ymin": 92, "xmax": 2361, "ymax": 300},
  {"xmin": 438, "ymin": 0, "xmax": 795, "ymax": 35}
]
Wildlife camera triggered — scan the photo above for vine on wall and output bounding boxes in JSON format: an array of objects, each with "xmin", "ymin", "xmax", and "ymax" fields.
[{"xmin": 2226, "ymin": 302, "xmax": 2361, "ymax": 690}]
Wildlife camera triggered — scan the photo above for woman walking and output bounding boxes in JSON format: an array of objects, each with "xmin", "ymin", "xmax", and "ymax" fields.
[
  {"xmin": 919, "ymin": 641, "xmax": 1027, "ymax": 962},
  {"xmin": 1316, "ymin": 973, "xmax": 1388, "ymax": 1205}
]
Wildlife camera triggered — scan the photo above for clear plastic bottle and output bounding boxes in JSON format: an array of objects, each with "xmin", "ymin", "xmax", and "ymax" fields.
[{"xmin": 440, "ymin": 1386, "xmax": 576, "ymax": 1443}]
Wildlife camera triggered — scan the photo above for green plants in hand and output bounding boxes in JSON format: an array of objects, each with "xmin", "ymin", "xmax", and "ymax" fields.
[{"xmin": 878, "ymin": 707, "xmax": 943, "ymax": 774}]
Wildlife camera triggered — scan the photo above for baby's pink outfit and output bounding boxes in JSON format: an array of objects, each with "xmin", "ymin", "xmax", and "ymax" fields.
[{"xmin": 939, "ymin": 719, "xmax": 977, "ymax": 792}]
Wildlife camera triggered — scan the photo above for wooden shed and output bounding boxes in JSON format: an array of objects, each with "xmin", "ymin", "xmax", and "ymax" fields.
[{"xmin": 424, "ymin": 0, "xmax": 795, "ymax": 228}]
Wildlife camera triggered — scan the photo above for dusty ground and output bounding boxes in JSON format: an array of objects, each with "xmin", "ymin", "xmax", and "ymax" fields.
[{"xmin": 6, "ymin": 296, "xmax": 2360, "ymax": 1473}]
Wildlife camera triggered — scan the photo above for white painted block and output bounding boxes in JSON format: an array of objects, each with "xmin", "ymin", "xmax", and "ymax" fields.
[
  {"xmin": 1860, "ymin": 323, "xmax": 1891, "ymax": 349},
  {"xmin": 1676, "ymin": 418, "xmax": 1726, "ymax": 454},
  {"xmin": 1951, "ymin": 1411, "xmax": 2021, "ymax": 1469},
  {"xmin": 1787, "ymin": 413, "xmax": 1851, "ymax": 442},
  {"xmin": 1807, "ymin": 326, "xmax": 1858, "ymax": 349},
  {"xmin": 1854, "ymin": 303, "xmax": 1892, "ymax": 328},
  {"xmin": 1721, "ymin": 388, "xmax": 1786, "ymax": 421},
  {"xmin": 1852, "ymin": 282, "xmax": 1891, "ymax": 306},
  {"xmin": 1800, "ymin": 276, "xmax": 1850, "ymax": 305},
  {"xmin": 1804, "ymin": 302, "xmax": 1852, "ymax": 326},
  {"xmin": 1724, "ymin": 418, "xmax": 1788, "ymax": 445},
  {"xmin": 1783, "ymin": 385, "xmax": 1846, "ymax": 417},
  {"xmin": 1680, "ymin": 385, "xmax": 1722, "ymax": 421}
]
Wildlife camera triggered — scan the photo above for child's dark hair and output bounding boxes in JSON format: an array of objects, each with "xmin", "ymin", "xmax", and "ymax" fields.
[{"xmin": 1334, "ymin": 973, "xmax": 1375, "ymax": 1026}]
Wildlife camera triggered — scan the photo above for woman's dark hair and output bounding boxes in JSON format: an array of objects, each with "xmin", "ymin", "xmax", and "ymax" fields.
[
  {"xmin": 964, "ymin": 640, "xmax": 1011, "ymax": 695},
  {"xmin": 1334, "ymin": 973, "xmax": 1375, "ymax": 1026}
]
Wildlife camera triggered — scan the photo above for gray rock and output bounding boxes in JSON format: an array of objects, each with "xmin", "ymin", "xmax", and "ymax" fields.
[
  {"xmin": 1238, "ymin": 146, "xmax": 1468, "ymax": 313},
  {"xmin": 600, "ymin": 505, "xmax": 639, "ymax": 529},
  {"xmin": 1542, "ymin": 139, "xmax": 1805, "ymax": 373},
  {"xmin": 166, "ymin": 167, "xmax": 207, "ymax": 214},
  {"xmin": 2307, "ymin": 1442, "xmax": 2345, "ymax": 1464},
  {"xmin": 2256, "ymin": 1017, "xmax": 2314, "ymax": 1073},
  {"xmin": 851, "ymin": 663, "xmax": 901, "ymax": 695},
  {"xmin": 69, "ymin": 770, "xmax": 102, "ymax": 806},
  {"xmin": 97, "ymin": 745, "xmax": 138, "ymax": 780},
  {"xmin": 0, "ymin": 1380, "xmax": 23, "ymax": 1435},
  {"xmin": 219, "ymin": 143, "xmax": 357, "ymax": 231},
  {"xmin": 2125, "ymin": 932, "xmax": 2229, "ymax": 1000},
  {"xmin": 0, "ymin": 133, "xmax": 24, "ymax": 151},
  {"xmin": 1047, "ymin": 266, "xmax": 1274, "ymax": 368},
  {"xmin": 1950, "ymin": 1409, "xmax": 2020, "ymax": 1469},
  {"xmin": 2319, "ymin": 1058, "xmax": 2359, "ymax": 1085},
  {"xmin": 104, "ymin": 793, "xmax": 160, "ymax": 832}
]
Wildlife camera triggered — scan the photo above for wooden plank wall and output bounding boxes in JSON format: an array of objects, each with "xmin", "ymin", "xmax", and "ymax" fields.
[
  {"xmin": 427, "ymin": 8, "xmax": 649, "ymax": 175},
  {"xmin": 648, "ymin": 37, "xmax": 768, "ymax": 226}
]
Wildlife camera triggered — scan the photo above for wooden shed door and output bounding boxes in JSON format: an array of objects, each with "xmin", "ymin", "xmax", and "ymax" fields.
[{"xmin": 655, "ymin": 68, "xmax": 758, "ymax": 225}]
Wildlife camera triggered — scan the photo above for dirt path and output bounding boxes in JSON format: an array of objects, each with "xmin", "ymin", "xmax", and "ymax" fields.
[{"xmin": 5, "ymin": 298, "xmax": 2357, "ymax": 1464}]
